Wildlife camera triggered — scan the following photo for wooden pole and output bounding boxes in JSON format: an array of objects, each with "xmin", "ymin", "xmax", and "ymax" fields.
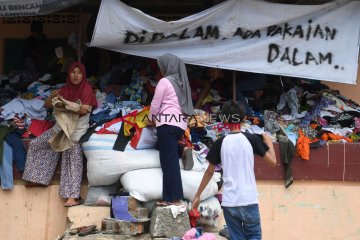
[
  {"xmin": 78, "ymin": 5, "xmax": 82, "ymax": 62},
  {"xmin": 232, "ymin": 70, "xmax": 236, "ymax": 101}
]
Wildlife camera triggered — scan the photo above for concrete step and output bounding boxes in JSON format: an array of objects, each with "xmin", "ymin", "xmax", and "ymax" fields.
[
  {"xmin": 60, "ymin": 232, "xmax": 151, "ymax": 240},
  {"xmin": 62, "ymin": 200, "xmax": 227, "ymax": 240},
  {"xmin": 150, "ymin": 206, "xmax": 190, "ymax": 238},
  {"xmin": 67, "ymin": 205, "xmax": 110, "ymax": 230},
  {"xmin": 60, "ymin": 232, "xmax": 227, "ymax": 240},
  {"xmin": 101, "ymin": 217, "xmax": 150, "ymax": 235}
]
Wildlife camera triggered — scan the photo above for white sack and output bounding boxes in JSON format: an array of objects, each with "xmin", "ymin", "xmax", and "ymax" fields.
[
  {"xmin": 194, "ymin": 196, "xmax": 222, "ymax": 228},
  {"xmin": 83, "ymin": 133, "xmax": 208, "ymax": 186},
  {"xmin": 120, "ymin": 168, "xmax": 220, "ymax": 202}
]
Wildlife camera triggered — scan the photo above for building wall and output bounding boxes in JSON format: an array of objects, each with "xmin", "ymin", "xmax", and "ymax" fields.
[
  {"xmin": 325, "ymin": 63, "xmax": 360, "ymax": 104},
  {"xmin": 1, "ymin": 181, "xmax": 360, "ymax": 240},
  {"xmin": 0, "ymin": 13, "xmax": 90, "ymax": 74}
]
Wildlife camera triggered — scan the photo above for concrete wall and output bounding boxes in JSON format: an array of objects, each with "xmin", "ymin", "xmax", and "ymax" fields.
[
  {"xmin": 258, "ymin": 181, "xmax": 360, "ymax": 240},
  {"xmin": 0, "ymin": 183, "xmax": 88, "ymax": 240},
  {"xmin": 1, "ymin": 181, "xmax": 360, "ymax": 240},
  {"xmin": 0, "ymin": 184, "xmax": 68, "ymax": 240}
]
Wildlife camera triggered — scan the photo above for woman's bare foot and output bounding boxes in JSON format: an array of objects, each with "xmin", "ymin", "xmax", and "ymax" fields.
[
  {"xmin": 168, "ymin": 200, "xmax": 184, "ymax": 206},
  {"xmin": 64, "ymin": 197, "xmax": 84, "ymax": 207}
]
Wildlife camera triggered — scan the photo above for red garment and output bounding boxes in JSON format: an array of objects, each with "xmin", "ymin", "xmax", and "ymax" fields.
[
  {"xmin": 96, "ymin": 117, "xmax": 122, "ymax": 134},
  {"xmin": 27, "ymin": 119, "xmax": 54, "ymax": 137},
  {"xmin": 59, "ymin": 61, "xmax": 97, "ymax": 107},
  {"xmin": 188, "ymin": 209, "xmax": 201, "ymax": 228},
  {"xmin": 178, "ymin": 128, "xmax": 193, "ymax": 149}
]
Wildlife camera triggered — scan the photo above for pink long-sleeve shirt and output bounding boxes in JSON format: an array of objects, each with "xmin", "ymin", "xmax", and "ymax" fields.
[{"xmin": 150, "ymin": 78, "xmax": 188, "ymax": 130}]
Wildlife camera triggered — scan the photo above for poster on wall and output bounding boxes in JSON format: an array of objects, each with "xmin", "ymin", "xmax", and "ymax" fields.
[{"xmin": 90, "ymin": 0, "xmax": 360, "ymax": 84}]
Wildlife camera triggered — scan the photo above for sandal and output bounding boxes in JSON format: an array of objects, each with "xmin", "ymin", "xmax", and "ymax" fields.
[
  {"xmin": 69, "ymin": 228, "xmax": 79, "ymax": 235},
  {"xmin": 24, "ymin": 181, "xmax": 46, "ymax": 187},
  {"xmin": 78, "ymin": 225, "xmax": 97, "ymax": 236},
  {"xmin": 157, "ymin": 200, "xmax": 184, "ymax": 207},
  {"xmin": 64, "ymin": 197, "xmax": 84, "ymax": 207},
  {"xmin": 156, "ymin": 201, "xmax": 169, "ymax": 206},
  {"xmin": 168, "ymin": 201, "xmax": 184, "ymax": 206},
  {"xmin": 69, "ymin": 224, "xmax": 97, "ymax": 236},
  {"xmin": 285, "ymin": 176, "xmax": 294, "ymax": 188}
]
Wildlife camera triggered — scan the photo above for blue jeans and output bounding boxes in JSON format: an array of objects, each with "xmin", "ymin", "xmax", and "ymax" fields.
[
  {"xmin": 223, "ymin": 204, "xmax": 262, "ymax": 240},
  {"xmin": 5, "ymin": 132, "xmax": 26, "ymax": 171},
  {"xmin": 0, "ymin": 142, "xmax": 14, "ymax": 189}
]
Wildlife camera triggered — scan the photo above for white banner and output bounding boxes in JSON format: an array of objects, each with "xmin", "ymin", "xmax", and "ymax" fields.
[{"xmin": 90, "ymin": 0, "xmax": 360, "ymax": 84}]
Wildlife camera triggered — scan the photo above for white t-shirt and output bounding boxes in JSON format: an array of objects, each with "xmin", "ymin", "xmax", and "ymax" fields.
[{"xmin": 206, "ymin": 132, "xmax": 268, "ymax": 207}]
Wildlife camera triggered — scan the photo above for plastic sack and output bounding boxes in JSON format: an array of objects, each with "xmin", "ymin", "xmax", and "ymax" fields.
[
  {"xmin": 196, "ymin": 196, "xmax": 222, "ymax": 228},
  {"xmin": 84, "ymin": 183, "xmax": 119, "ymax": 206},
  {"xmin": 130, "ymin": 126, "xmax": 157, "ymax": 149},
  {"xmin": 120, "ymin": 168, "xmax": 219, "ymax": 202}
]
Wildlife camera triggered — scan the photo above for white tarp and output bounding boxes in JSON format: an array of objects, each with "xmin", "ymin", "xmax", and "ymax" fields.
[
  {"xmin": 0, "ymin": 0, "xmax": 86, "ymax": 17},
  {"xmin": 90, "ymin": 0, "xmax": 360, "ymax": 84}
]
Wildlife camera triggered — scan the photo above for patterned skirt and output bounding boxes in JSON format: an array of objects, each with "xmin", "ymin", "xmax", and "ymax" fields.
[{"xmin": 22, "ymin": 128, "xmax": 83, "ymax": 199}]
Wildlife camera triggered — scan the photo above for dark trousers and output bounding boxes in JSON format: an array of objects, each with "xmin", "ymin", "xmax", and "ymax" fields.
[
  {"xmin": 157, "ymin": 124, "xmax": 185, "ymax": 202},
  {"xmin": 277, "ymin": 129, "xmax": 295, "ymax": 188}
]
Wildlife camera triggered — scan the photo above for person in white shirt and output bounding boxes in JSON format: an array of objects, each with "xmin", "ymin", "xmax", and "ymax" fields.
[{"xmin": 192, "ymin": 100, "xmax": 276, "ymax": 240}]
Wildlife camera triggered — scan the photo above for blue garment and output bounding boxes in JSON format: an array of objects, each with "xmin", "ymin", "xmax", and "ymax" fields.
[
  {"xmin": 236, "ymin": 91, "xmax": 253, "ymax": 116},
  {"xmin": 0, "ymin": 98, "xmax": 47, "ymax": 120},
  {"xmin": 236, "ymin": 73, "xmax": 267, "ymax": 91},
  {"xmin": 223, "ymin": 204, "xmax": 262, "ymax": 240},
  {"xmin": 119, "ymin": 100, "xmax": 142, "ymax": 109},
  {"xmin": 300, "ymin": 96, "xmax": 333, "ymax": 127},
  {"xmin": 105, "ymin": 92, "xmax": 118, "ymax": 104},
  {"xmin": 90, "ymin": 100, "xmax": 143, "ymax": 123},
  {"xmin": 98, "ymin": 70, "xmax": 115, "ymax": 90},
  {"xmin": 124, "ymin": 70, "xmax": 144, "ymax": 102},
  {"xmin": 5, "ymin": 132, "xmax": 26, "ymax": 171},
  {"xmin": 157, "ymin": 124, "xmax": 184, "ymax": 202},
  {"xmin": 236, "ymin": 73, "xmax": 267, "ymax": 117},
  {"xmin": 90, "ymin": 109, "xmax": 114, "ymax": 123},
  {"xmin": 0, "ymin": 142, "xmax": 14, "ymax": 189},
  {"xmin": 195, "ymin": 227, "xmax": 203, "ymax": 238}
]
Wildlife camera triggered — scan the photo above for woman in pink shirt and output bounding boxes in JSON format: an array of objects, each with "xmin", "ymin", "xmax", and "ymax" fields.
[{"xmin": 150, "ymin": 53, "xmax": 194, "ymax": 205}]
